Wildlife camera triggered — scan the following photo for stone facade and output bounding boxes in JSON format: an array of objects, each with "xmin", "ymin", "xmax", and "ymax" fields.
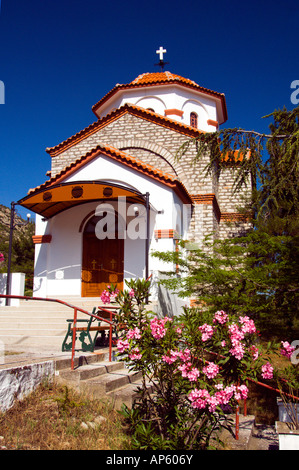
[{"xmin": 49, "ymin": 108, "xmax": 251, "ymax": 246}]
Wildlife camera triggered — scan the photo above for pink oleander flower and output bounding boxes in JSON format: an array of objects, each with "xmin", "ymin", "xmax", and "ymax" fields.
[
  {"xmin": 261, "ymin": 362, "xmax": 274, "ymax": 380},
  {"xmin": 100, "ymin": 290, "xmax": 111, "ymax": 304},
  {"xmin": 228, "ymin": 323, "xmax": 244, "ymax": 345},
  {"xmin": 187, "ymin": 367, "xmax": 200, "ymax": 382},
  {"xmin": 215, "ymin": 385, "xmax": 236, "ymax": 405},
  {"xmin": 280, "ymin": 341, "xmax": 295, "ymax": 359},
  {"xmin": 178, "ymin": 348, "xmax": 191, "ymax": 362},
  {"xmin": 129, "ymin": 288, "xmax": 135, "ymax": 298},
  {"xmin": 188, "ymin": 388, "xmax": 210, "ymax": 409},
  {"xmin": 198, "ymin": 323, "xmax": 214, "ymax": 341},
  {"xmin": 239, "ymin": 316, "xmax": 256, "ymax": 334},
  {"xmin": 110, "ymin": 289, "xmax": 119, "ymax": 300},
  {"xmin": 150, "ymin": 317, "xmax": 171, "ymax": 340},
  {"xmin": 215, "ymin": 383, "xmax": 224, "ymax": 390},
  {"xmin": 129, "ymin": 347, "xmax": 142, "ymax": 360},
  {"xmin": 126, "ymin": 327, "xmax": 141, "ymax": 340},
  {"xmin": 162, "ymin": 350, "xmax": 180, "ymax": 364},
  {"xmin": 221, "ymin": 340, "xmax": 226, "ymax": 347},
  {"xmin": 229, "ymin": 342, "xmax": 245, "ymax": 360},
  {"xmin": 236, "ymin": 384, "xmax": 249, "ymax": 400},
  {"xmin": 117, "ymin": 338, "xmax": 130, "ymax": 353},
  {"xmin": 203, "ymin": 362, "xmax": 219, "ymax": 380},
  {"xmin": 177, "ymin": 362, "xmax": 192, "ymax": 378},
  {"xmin": 213, "ymin": 310, "xmax": 229, "ymax": 325},
  {"xmin": 162, "ymin": 355, "xmax": 174, "ymax": 364},
  {"xmin": 206, "ymin": 395, "xmax": 219, "ymax": 413},
  {"xmin": 0, "ymin": 253, "xmax": 4, "ymax": 263}
]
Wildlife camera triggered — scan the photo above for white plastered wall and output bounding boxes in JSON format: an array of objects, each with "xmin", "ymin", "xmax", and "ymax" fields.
[
  {"xmin": 33, "ymin": 154, "xmax": 189, "ymax": 298},
  {"xmin": 98, "ymin": 85, "xmax": 219, "ymax": 132}
]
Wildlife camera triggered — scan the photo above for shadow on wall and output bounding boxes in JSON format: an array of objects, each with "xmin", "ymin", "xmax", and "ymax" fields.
[{"xmin": 154, "ymin": 272, "xmax": 188, "ymax": 318}]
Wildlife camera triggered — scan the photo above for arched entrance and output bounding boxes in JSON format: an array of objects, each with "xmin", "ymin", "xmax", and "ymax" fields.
[{"xmin": 81, "ymin": 212, "xmax": 124, "ymax": 297}]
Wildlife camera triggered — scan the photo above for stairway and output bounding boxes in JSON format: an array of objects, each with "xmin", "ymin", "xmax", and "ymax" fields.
[
  {"xmin": 0, "ymin": 297, "xmax": 109, "ymax": 351},
  {"xmin": 55, "ymin": 351, "xmax": 147, "ymax": 410}
]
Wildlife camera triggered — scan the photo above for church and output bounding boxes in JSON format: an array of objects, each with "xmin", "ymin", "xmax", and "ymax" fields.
[{"xmin": 18, "ymin": 48, "xmax": 251, "ymax": 305}]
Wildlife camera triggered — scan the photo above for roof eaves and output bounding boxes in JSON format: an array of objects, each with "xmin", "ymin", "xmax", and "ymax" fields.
[{"xmin": 28, "ymin": 143, "xmax": 193, "ymax": 204}]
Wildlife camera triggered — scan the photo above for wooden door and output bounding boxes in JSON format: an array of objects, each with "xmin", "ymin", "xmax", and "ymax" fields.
[{"xmin": 82, "ymin": 233, "xmax": 124, "ymax": 297}]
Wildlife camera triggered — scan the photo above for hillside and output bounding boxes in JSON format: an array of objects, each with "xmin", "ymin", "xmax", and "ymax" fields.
[{"xmin": 0, "ymin": 204, "xmax": 35, "ymax": 293}]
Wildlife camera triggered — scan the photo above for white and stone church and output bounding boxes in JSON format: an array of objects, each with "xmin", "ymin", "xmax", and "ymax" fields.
[{"xmin": 18, "ymin": 48, "xmax": 251, "ymax": 307}]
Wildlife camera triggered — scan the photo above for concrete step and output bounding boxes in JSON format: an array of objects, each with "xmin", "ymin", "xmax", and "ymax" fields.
[
  {"xmin": 107, "ymin": 377, "xmax": 155, "ymax": 410},
  {"xmin": 79, "ymin": 368, "xmax": 143, "ymax": 396},
  {"xmin": 57, "ymin": 360, "xmax": 125, "ymax": 383},
  {"xmin": 55, "ymin": 354, "xmax": 144, "ymax": 410}
]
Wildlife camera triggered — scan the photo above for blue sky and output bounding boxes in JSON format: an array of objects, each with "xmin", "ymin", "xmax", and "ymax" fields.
[{"xmin": 0, "ymin": 0, "xmax": 298, "ymax": 218}]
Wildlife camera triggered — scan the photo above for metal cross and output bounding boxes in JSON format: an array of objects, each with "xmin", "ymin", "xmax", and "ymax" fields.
[{"xmin": 91, "ymin": 259, "xmax": 97, "ymax": 270}]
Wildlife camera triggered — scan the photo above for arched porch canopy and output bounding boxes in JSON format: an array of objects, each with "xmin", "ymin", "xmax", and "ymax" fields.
[{"xmin": 18, "ymin": 181, "xmax": 146, "ymax": 219}]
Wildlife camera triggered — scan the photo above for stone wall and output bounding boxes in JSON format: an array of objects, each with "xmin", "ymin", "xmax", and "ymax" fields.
[
  {"xmin": 0, "ymin": 361, "xmax": 54, "ymax": 412},
  {"xmin": 50, "ymin": 112, "xmax": 252, "ymax": 245}
]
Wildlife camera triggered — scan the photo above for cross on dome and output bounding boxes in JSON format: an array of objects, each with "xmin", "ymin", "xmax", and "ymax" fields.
[
  {"xmin": 156, "ymin": 46, "xmax": 166, "ymax": 61},
  {"xmin": 155, "ymin": 46, "xmax": 169, "ymax": 72}
]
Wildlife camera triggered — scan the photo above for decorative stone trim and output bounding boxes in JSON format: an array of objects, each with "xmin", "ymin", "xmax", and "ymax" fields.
[
  {"xmin": 164, "ymin": 109, "xmax": 184, "ymax": 117},
  {"xmin": 207, "ymin": 119, "xmax": 219, "ymax": 128},
  {"xmin": 32, "ymin": 235, "xmax": 52, "ymax": 244},
  {"xmin": 191, "ymin": 194, "xmax": 221, "ymax": 222},
  {"xmin": 154, "ymin": 229, "xmax": 178, "ymax": 239},
  {"xmin": 220, "ymin": 212, "xmax": 251, "ymax": 222}
]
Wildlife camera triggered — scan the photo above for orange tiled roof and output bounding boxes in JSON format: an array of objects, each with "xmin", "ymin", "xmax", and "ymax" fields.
[
  {"xmin": 46, "ymin": 103, "xmax": 205, "ymax": 157},
  {"xmin": 131, "ymin": 72, "xmax": 199, "ymax": 86},
  {"xmin": 92, "ymin": 71, "xmax": 228, "ymax": 121},
  {"xmin": 30, "ymin": 143, "xmax": 193, "ymax": 205}
]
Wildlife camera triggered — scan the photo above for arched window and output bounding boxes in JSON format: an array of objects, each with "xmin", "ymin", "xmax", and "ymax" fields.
[{"xmin": 190, "ymin": 112, "xmax": 198, "ymax": 128}]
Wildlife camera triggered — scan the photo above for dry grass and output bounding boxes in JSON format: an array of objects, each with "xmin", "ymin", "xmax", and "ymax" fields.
[{"xmin": 0, "ymin": 381, "xmax": 131, "ymax": 450}]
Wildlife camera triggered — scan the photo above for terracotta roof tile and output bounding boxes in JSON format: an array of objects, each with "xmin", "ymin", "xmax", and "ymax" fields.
[{"xmin": 131, "ymin": 72, "xmax": 198, "ymax": 86}]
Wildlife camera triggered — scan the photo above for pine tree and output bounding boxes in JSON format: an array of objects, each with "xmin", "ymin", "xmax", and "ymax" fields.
[{"xmin": 153, "ymin": 106, "xmax": 299, "ymax": 338}]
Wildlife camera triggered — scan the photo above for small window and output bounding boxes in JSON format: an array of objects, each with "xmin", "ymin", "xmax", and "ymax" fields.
[{"xmin": 190, "ymin": 112, "xmax": 198, "ymax": 128}]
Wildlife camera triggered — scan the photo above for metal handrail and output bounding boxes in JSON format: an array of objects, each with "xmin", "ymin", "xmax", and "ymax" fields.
[{"xmin": 0, "ymin": 294, "xmax": 118, "ymax": 369}]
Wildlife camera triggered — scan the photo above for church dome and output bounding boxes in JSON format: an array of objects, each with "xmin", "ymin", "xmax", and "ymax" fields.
[{"xmin": 92, "ymin": 71, "xmax": 227, "ymax": 127}]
